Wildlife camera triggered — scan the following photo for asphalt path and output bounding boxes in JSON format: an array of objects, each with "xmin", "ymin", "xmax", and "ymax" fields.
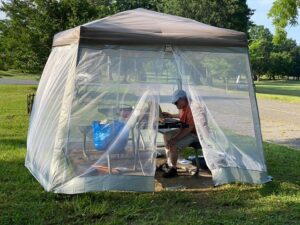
[
  {"xmin": 0, "ymin": 78, "xmax": 39, "ymax": 85},
  {"xmin": 257, "ymin": 99, "xmax": 300, "ymax": 149}
]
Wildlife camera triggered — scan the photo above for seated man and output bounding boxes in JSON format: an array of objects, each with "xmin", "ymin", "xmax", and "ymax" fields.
[{"xmin": 161, "ymin": 90, "xmax": 199, "ymax": 178}]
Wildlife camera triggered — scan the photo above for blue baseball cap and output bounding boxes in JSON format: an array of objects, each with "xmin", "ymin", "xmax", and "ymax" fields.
[{"xmin": 171, "ymin": 90, "xmax": 187, "ymax": 104}]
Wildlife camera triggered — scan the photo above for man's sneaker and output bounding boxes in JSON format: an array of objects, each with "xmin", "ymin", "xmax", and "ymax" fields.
[
  {"xmin": 163, "ymin": 167, "xmax": 178, "ymax": 178},
  {"xmin": 156, "ymin": 162, "xmax": 169, "ymax": 172}
]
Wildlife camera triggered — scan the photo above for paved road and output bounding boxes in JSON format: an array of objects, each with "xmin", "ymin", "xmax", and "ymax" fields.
[
  {"xmin": 257, "ymin": 99, "xmax": 300, "ymax": 149},
  {"xmin": 0, "ymin": 78, "xmax": 39, "ymax": 85}
]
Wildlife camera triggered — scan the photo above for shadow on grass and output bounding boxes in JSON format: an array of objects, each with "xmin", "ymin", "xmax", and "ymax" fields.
[
  {"xmin": 256, "ymin": 88, "xmax": 300, "ymax": 98},
  {"xmin": 256, "ymin": 80, "xmax": 300, "ymax": 86},
  {"xmin": 259, "ymin": 181, "xmax": 280, "ymax": 196},
  {"xmin": 269, "ymin": 138, "xmax": 300, "ymax": 150},
  {"xmin": 255, "ymin": 81, "xmax": 300, "ymax": 98},
  {"xmin": 0, "ymin": 70, "xmax": 40, "ymax": 78},
  {"xmin": 28, "ymin": 86, "xmax": 37, "ymax": 92},
  {"xmin": 0, "ymin": 71, "xmax": 13, "ymax": 77},
  {"xmin": 263, "ymin": 142, "xmax": 300, "ymax": 189},
  {"xmin": 0, "ymin": 139, "xmax": 27, "ymax": 149}
]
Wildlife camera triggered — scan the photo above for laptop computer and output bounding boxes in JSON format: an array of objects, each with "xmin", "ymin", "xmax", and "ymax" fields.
[{"xmin": 159, "ymin": 106, "xmax": 179, "ymax": 124}]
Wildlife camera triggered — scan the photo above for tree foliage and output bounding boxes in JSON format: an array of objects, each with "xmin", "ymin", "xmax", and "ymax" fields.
[
  {"xmin": 160, "ymin": 0, "xmax": 253, "ymax": 33},
  {"xmin": 0, "ymin": 0, "xmax": 117, "ymax": 72},
  {"xmin": 249, "ymin": 25, "xmax": 273, "ymax": 79},
  {"xmin": 268, "ymin": 0, "xmax": 300, "ymax": 44},
  {"xmin": 0, "ymin": 0, "xmax": 253, "ymax": 72}
]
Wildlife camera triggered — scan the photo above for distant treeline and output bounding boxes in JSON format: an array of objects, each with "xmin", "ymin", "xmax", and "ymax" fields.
[
  {"xmin": 249, "ymin": 25, "xmax": 300, "ymax": 80},
  {"xmin": 0, "ymin": 0, "xmax": 299, "ymax": 80}
]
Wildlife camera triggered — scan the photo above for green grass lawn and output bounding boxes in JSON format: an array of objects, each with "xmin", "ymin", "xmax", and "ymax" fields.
[
  {"xmin": 0, "ymin": 69, "xmax": 40, "ymax": 81},
  {"xmin": 1, "ymin": 85, "xmax": 300, "ymax": 225},
  {"xmin": 255, "ymin": 80, "xmax": 300, "ymax": 103}
]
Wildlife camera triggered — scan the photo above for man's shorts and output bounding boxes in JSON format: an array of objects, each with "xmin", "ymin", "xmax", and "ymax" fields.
[{"xmin": 163, "ymin": 129, "xmax": 199, "ymax": 150}]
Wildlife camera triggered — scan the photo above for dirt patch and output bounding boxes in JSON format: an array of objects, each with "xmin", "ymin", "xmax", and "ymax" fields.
[{"xmin": 154, "ymin": 158, "xmax": 213, "ymax": 191}]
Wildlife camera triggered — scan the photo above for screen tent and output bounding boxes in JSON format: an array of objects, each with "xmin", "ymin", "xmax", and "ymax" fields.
[{"xmin": 26, "ymin": 9, "xmax": 271, "ymax": 193}]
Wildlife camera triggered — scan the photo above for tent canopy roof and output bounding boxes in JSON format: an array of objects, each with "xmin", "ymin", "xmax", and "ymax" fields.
[{"xmin": 53, "ymin": 8, "xmax": 247, "ymax": 47}]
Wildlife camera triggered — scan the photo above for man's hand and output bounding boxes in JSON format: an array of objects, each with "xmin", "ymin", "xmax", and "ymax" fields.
[{"xmin": 162, "ymin": 112, "xmax": 172, "ymax": 118}]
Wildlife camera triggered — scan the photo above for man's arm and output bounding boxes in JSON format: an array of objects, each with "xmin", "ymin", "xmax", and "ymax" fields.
[{"xmin": 162, "ymin": 112, "xmax": 179, "ymax": 118}]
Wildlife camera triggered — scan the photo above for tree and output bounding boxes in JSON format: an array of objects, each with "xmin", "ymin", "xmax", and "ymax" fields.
[
  {"xmin": 291, "ymin": 46, "xmax": 300, "ymax": 80},
  {"xmin": 111, "ymin": 0, "xmax": 162, "ymax": 11},
  {"xmin": 0, "ymin": 0, "xmax": 254, "ymax": 72},
  {"xmin": 269, "ymin": 51, "xmax": 293, "ymax": 79},
  {"xmin": 248, "ymin": 25, "xmax": 273, "ymax": 80},
  {"xmin": 270, "ymin": 38, "xmax": 298, "ymax": 79},
  {"xmin": 0, "ymin": 0, "xmax": 44, "ymax": 72},
  {"xmin": 248, "ymin": 25, "xmax": 300, "ymax": 80},
  {"xmin": 0, "ymin": 0, "xmax": 163, "ymax": 72},
  {"xmin": 160, "ymin": 0, "xmax": 254, "ymax": 33},
  {"xmin": 248, "ymin": 24, "xmax": 273, "ymax": 42},
  {"xmin": 268, "ymin": 0, "xmax": 300, "ymax": 44}
]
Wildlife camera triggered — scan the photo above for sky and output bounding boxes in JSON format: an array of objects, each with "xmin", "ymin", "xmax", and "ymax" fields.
[
  {"xmin": 0, "ymin": 10, "xmax": 3, "ymax": 20},
  {"xmin": 0, "ymin": 0, "xmax": 299, "ymax": 43}
]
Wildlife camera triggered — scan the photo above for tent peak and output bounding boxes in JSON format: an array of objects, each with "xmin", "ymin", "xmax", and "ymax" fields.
[{"xmin": 53, "ymin": 8, "xmax": 247, "ymax": 47}]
